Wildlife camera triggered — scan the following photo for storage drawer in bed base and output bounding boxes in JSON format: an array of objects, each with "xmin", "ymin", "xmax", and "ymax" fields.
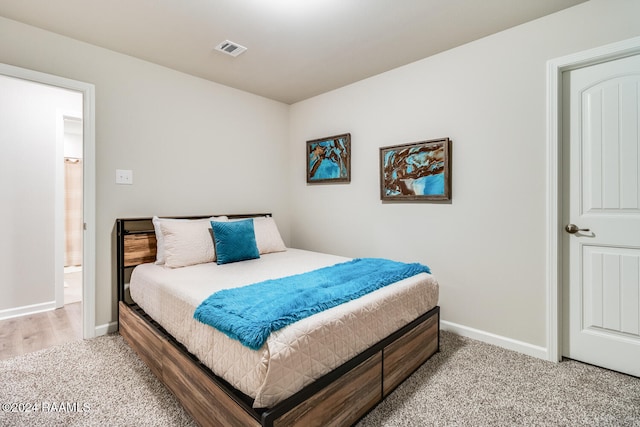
[{"xmin": 119, "ymin": 301, "xmax": 440, "ymax": 427}]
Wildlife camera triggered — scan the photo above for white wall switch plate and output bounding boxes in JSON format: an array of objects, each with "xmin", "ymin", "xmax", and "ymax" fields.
[{"xmin": 115, "ymin": 169, "xmax": 133, "ymax": 185}]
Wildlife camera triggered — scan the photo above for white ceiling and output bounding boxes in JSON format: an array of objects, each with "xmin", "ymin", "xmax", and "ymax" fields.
[{"xmin": 0, "ymin": 0, "xmax": 587, "ymax": 104}]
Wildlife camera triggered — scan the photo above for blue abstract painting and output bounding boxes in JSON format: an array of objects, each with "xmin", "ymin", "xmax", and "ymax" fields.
[
  {"xmin": 380, "ymin": 138, "xmax": 451, "ymax": 201},
  {"xmin": 307, "ymin": 133, "xmax": 351, "ymax": 183}
]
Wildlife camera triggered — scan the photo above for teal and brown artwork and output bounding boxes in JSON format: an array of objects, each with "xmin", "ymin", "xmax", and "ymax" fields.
[
  {"xmin": 306, "ymin": 133, "xmax": 351, "ymax": 183},
  {"xmin": 380, "ymin": 138, "xmax": 451, "ymax": 201}
]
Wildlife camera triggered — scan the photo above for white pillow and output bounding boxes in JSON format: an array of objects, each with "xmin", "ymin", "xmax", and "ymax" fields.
[
  {"xmin": 153, "ymin": 216, "xmax": 227, "ymax": 265},
  {"xmin": 252, "ymin": 216, "xmax": 286, "ymax": 254},
  {"xmin": 161, "ymin": 220, "xmax": 219, "ymax": 268}
]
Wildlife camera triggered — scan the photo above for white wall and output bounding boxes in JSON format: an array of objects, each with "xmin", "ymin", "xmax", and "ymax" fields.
[
  {"xmin": 0, "ymin": 17, "xmax": 290, "ymax": 328},
  {"xmin": 0, "ymin": 75, "xmax": 82, "ymax": 313},
  {"xmin": 288, "ymin": 0, "xmax": 640, "ymax": 349},
  {"xmin": 64, "ymin": 119, "xmax": 83, "ymax": 159}
]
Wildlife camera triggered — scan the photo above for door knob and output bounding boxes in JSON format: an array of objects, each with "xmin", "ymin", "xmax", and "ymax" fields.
[{"xmin": 565, "ymin": 224, "xmax": 590, "ymax": 234}]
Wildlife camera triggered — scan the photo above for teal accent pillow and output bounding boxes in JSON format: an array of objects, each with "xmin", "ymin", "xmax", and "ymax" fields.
[{"xmin": 211, "ymin": 219, "xmax": 260, "ymax": 265}]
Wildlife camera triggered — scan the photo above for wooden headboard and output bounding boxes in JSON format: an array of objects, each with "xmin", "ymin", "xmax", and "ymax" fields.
[{"xmin": 116, "ymin": 214, "xmax": 272, "ymax": 303}]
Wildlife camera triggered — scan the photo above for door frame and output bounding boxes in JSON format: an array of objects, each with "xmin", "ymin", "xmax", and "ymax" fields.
[
  {"xmin": 546, "ymin": 35, "xmax": 640, "ymax": 362},
  {"xmin": 0, "ymin": 63, "xmax": 96, "ymax": 339}
]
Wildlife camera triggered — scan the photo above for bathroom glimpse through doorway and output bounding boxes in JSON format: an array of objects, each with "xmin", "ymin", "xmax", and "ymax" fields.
[{"xmin": 63, "ymin": 116, "xmax": 83, "ymax": 307}]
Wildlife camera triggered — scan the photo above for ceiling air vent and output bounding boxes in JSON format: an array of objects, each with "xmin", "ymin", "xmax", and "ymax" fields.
[{"xmin": 215, "ymin": 40, "xmax": 247, "ymax": 57}]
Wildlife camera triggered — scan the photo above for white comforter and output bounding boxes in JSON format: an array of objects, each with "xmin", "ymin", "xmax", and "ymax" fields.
[{"xmin": 129, "ymin": 248, "xmax": 438, "ymax": 408}]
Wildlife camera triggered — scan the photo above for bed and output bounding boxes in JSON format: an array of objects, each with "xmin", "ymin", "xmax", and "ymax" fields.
[{"xmin": 117, "ymin": 214, "xmax": 440, "ymax": 427}]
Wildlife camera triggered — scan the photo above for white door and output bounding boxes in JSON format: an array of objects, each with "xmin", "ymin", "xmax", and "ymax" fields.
[{"xmin": 563, "ymin": 53, "xmax": 640, "ymax": 377}]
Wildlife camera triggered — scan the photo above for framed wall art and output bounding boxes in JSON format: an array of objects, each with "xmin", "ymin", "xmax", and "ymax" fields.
[
  {"xmin": 380, "ymin": 138, "xmax": 451, "ymax": 202},
  {"xmin": 306, "ymin": 133, "xmax": 351, "ymax": 184}
]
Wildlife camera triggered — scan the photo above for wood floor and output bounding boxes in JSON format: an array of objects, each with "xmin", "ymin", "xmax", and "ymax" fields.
[{"xmin": 0, "ymin": 302, "xmax": 82, "ymax": 360}]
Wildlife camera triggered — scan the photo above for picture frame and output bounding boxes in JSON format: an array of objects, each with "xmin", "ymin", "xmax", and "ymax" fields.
[
  {"xmin": 380, "ymin": 138, "xmax": 451, "ymax": 202},
  {"xmin": 306, "ymin": 133, "xmax": 351, "ymax": 184}
]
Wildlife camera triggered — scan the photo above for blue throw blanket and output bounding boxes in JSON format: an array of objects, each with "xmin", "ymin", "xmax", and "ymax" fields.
[{"xmin": 193, "ymin": 258, "xmax": 431, "ymax": 350}]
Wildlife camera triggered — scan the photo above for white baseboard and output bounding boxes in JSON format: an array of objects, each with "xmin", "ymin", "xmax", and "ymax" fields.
[
  {"xmin": 441, "ymin": 320, "xmax": 549, "ymax": 360},
  {"xmin": 95, "ymin": 321, "xmax": 119, "ymax": 336},
  {"xmin": 0, "ymin": 301, "xmax": 56, "ymax": 321}
]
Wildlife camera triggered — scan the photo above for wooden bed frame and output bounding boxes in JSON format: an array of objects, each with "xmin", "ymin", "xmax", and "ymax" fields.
[{"xmin": 116, "ymin": 215, "xmax": 440, "ymax": 427}]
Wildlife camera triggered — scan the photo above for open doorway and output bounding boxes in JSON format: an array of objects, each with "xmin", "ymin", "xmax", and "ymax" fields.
[
  {"xmin": 0, "ymin": 62, "xmax": 95, "ymax": 352},
  {"xmin": 64, "ymin": 116, "xmax": 83, "ymax": 307}
]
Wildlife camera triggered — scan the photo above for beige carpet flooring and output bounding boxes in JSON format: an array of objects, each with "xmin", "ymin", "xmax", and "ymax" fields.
[{"xmin": 0, "ymin": 331, "xmax": 638, "ymax": 426}]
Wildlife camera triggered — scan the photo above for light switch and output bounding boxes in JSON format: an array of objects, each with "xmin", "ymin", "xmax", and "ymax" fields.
[{"xmin": 116, "ymin": 169, "xmax": 133, "ymax": 185}]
